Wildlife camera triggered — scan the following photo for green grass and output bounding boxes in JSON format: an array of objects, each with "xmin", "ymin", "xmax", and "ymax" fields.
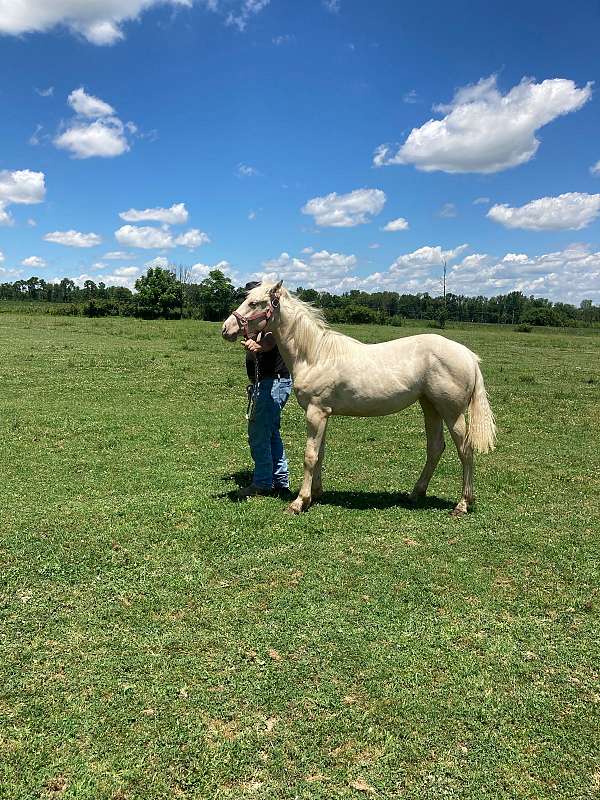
[{"xmin": 1, "ymin": 313, "xmax": 598, "ymax": 800}]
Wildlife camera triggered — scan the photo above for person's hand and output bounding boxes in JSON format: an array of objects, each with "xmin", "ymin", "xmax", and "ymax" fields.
[{"xmin": 243, "ymin": 339, "xmax": 262, "ymax": 353}]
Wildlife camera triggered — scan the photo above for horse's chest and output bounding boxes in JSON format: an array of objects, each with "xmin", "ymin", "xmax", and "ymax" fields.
[{"xmin": 293, "ymin": 375, "xmax": 334, "ymax": 410}]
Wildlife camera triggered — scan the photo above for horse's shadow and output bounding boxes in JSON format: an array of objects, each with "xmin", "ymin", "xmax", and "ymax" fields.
[
  {"xmin": 315, "ymin": 490, "xmax": 454, "ymax": 511},
  {"xmin": 218, "ymin": 470, "xmax": 454, "ymax": 511}
]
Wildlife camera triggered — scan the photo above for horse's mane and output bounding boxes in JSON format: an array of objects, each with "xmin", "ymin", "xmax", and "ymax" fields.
[{"xmin": 278, "ymin": 288, "xmax": 358, "ymax": 363}]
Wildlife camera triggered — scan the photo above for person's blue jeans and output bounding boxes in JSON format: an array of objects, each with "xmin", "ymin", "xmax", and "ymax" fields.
[{"xmin": 248, "ymin": 377, "xmax": 292, "ymax": 489}]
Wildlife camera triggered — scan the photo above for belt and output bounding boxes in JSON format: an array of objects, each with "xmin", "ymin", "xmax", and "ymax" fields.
[{"xmin": 259, "ymin": 373, "xmax": 290, "ymax": 380}]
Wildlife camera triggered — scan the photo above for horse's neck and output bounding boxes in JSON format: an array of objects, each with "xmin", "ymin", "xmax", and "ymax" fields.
[{"xmin": 271, "ymin": 299, "xmax": 322, "ymax": 373}]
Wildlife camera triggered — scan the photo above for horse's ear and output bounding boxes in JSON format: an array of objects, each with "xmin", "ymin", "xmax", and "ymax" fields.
[{"xmin": 269, "ymin": 280, "xmax": 283, "ymax": 298}]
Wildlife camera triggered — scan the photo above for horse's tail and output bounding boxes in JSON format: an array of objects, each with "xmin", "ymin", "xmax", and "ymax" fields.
[{"xmin": 466, "ymin": 358, "xmax": 496, "ymax": 454}]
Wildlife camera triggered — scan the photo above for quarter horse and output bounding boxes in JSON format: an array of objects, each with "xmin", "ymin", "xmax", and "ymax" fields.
[{"xmin": 222, "ymin": 281, "xmax": 496, "ymax": 516}]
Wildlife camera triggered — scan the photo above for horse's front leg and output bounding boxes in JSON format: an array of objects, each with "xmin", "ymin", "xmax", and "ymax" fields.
[
  {"xmin": 287, "ymin": 405, "xmax": 329, "ymax": 514},
  {"xmin": 311, "ymin": 432, "xmax": 327, "ymax": 502}
]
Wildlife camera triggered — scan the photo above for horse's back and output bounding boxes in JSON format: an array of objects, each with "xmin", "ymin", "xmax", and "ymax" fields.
[{"xmin": 294, "ymin": 332, "xmax": 478, "ymax": 417}]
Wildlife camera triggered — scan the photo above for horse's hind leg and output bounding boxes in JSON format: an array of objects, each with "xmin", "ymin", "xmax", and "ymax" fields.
[
  {"xmin": 410, "ymin": 397, "xmax": 445, "ymax": 502},
  {"xmin": 445, "ymin": 412, "xmax": 474, "ymax": 516}
]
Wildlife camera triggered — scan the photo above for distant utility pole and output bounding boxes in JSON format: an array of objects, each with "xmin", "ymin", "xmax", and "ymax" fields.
[
  {"xmin": 437, "ymin": 258, "xmax": 448, "ymax": 329},
  {"xmin": 442, "ymin": 258, "xmax": 447, "ymax": 307}
]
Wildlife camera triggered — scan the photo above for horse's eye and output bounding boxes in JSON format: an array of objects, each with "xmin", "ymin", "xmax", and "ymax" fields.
[{"xmin": 248, "ymin": 301, "xmax": 257, "ymax": 308}]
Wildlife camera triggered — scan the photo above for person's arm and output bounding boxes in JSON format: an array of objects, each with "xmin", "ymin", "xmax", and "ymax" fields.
[{"xmin": 243, "ymin": 332, "xmax": 276, "ymax": 353}]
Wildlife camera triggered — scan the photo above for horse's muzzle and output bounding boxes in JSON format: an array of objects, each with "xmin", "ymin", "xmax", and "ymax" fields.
[{"xmin": 221, "ymin": 315, "xmax": 240, "ymax": 341}]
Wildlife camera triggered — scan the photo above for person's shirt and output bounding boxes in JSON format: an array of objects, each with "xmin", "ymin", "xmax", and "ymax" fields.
[{"xmin": 245, "ymin": 334, "xmax": 290, "ymax": 381}]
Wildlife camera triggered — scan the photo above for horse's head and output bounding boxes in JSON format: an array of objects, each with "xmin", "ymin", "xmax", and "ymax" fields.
[{"xmin": 222, "ymin": 280, "xmax": 283, "ymax": 341}]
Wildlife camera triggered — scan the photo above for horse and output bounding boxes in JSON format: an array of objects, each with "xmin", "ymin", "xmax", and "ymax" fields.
[{"xmin": 222, "ymin": 280, "xmax": 496, "ymax": 516}]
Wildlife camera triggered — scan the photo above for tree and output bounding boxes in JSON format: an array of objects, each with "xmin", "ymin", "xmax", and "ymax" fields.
[
  {"xmin": 520, "ymin": 306, "xmax": 561, "ymax": 327},
  {"xmin": 26, "ymin": 276, "xmax": 44, "ymax": 300},
  {"xmin": 134, "ymin": 267, "xmax": 183, "ymax": 318},
  {"xmin": 296, "ymin": 287, "xmax": 320, "ymax": 305},
  {"xmin": 197, "ymin": 270, "xmax": 236, "ymax": 321},
  {"xmin": 83, "ymin": 279, "xmax": 97, "ymax": 299},
  {"xmin": 58, "ymin": 278, "xmax": 76, "ymax": 303},
  {"xmin": 580, "ymin": 299, "xmax": 593, "ymax": 326}
]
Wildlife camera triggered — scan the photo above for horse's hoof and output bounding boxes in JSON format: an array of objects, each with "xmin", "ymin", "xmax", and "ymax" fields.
[
  {"xmin": 450, "ymin": 506, "xmax": 467, "ymax": 517},
  {"xmin": 286, "ymin": 502, "xmax": 303, "ymax": 515}
]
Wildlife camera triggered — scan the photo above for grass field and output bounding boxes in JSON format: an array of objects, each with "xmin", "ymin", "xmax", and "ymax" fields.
[{"xmin": 1, "ymin": 313, "xmax": 599, "ymax": 799}]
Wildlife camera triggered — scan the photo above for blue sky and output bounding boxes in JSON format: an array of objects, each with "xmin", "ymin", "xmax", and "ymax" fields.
[{"xmin": 1, "ymin": 0, "xmax": 600, "ymax": 302}]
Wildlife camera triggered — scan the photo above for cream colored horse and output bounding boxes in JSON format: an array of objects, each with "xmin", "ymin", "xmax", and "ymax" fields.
[{"xmin": 222, "ymin": 281, "xmax": 496, "ymax": 516}]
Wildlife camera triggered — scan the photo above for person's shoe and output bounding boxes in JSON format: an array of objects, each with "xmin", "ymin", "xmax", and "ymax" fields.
[
  {"xmin": 236, "ymin": 484, "xmax": 273, "ymax": 500},
  {"xmin": 273, "ymin": 486, "xmax": 293, "ymax": 500}
]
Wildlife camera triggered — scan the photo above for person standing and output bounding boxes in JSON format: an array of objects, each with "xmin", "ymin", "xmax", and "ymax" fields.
[{"xmin": 237, "ymin": 281, "xmax": 293, "ymax": 499}]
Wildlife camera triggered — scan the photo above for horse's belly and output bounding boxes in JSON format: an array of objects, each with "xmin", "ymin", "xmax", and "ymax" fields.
[{"xmin": 332, "ymin": 386, "xmax": 419, "ymax": 417}]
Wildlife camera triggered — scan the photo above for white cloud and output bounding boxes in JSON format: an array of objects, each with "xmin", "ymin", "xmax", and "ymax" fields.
[
  {"xmin": 190, "ymin": 260, "xmax": 237, "ymax": 281},
  {"xmin": 272, "ymin": 34, "xmax": 293, "ymax": 45},
  {"xmin": 53, "ymin": 88, "xmax": 136, "ymax": 158},
  {"xmin": 323, "ymin": 0, "xmax": 341, "ymax": 12},
  {"xmin": 473, "ymin": 197, "xmax": 490, "ymax": 205},
  {"xmin": 248, "ymin": 210, "xmax": 257, "ymax": 221},
  {"xmin": 0, "ymin": 169, "xmax": 46, "ymax": 204},
  {"xmin": 67, "ymin": 87, "xmax": 115, "ymax": 117},
  {"xmin": 502, "ymin": 253, "xmax": 529, "ymax": 263},
  {"xmin": 348, "ymin": 245, "xmax": 467, "ymax": 295},
  {"xmin": 226, "ymin": 0, "xmax": 270, "ymax": 31},
  {"xmin": 0, "ymin": 250, "xmax": 4, "ymax": 264},
  {"xmin": 174, "ymin": 228, "xmax": 210, "ymax": 248},
  {"xmin": 236, "ymin": 163, "xmax": 259, "ymax": 177},
  {"xmin": 115, "ymin": 224, "xmax": 209, "ymax": 249},
  {"xmin": 103, "ymin": 250, "xmax": 135, "ymax": 260},
  {"xmin": 487, "ymin": 192, "xmax": 600, "ymax": 231},
  {"xmin": 374, "ymin": 76, "xmax": 592, "ymax": 173},
  {"xmin": 0, "ymin": 0, "xmax": 196, "ymax": 45},
  {"xmin": 99, "ymin": 272, "xmax": 138, "ymax": 289},
  {"xmin": 0, "ymin": 266, "xmax": 22, "ymax": 279},
  {"xmin": 190, "ymin": 263, "xmax": 211, "ymax": 278},
  {"xmin": 389, "ymin": 244, "xmax": 468, "ymax": 276},
  {"xmin": 35, "ymin": 86, "xmax": 54, "ymax": 97},
  {"xmin": 44, "ymin": 230, "xmax": 102, "ymax": 247},
  {"xmin": 27, "ymin": 218, "xmax": 37, "ymax": 226},
  {"xmin": 145, "ymin": 256, "xmax": 171, "ymax": 270},
  {"xmin": 383, "ymin": 217, "xmax": 409, "ymax": 232},
  {"xmin": 28, "ymin": 124, "xmax": 46, "ymax": 146},
  {"xmin": 302, "ymin": 188, "xmax": 386, "ymax": 228},
  {"xmin": 112, "ymin": 265, "xmax": 139, "ymax": 277},
  {"xmin": 0, "ymin": 169, "xmax": 46, "ymax": 225},
  {"xmin": 446, "ymin": 244, "xmax": 600, "ymax": 302},
  {"xmin": 256, "ymin": 249, "xmax": 357, "ymax": 290},
  {"xmin": 590, "ymin": 161, "xmax": 600, "ymax": 177},
  {"xmin": 119, "ymin": 202, "xmax": 189, "ymax": 224},
  {"xmin": 403, "ymin": 89, "xmax": 418, "ymax": 104},
  {"xmin": 21, "ymin": 256, "xmax": 47, "ymax": 269},
  {"xmin": 71, "ymin": 273, "xmax": 98, "ymax": 287},
  {"xmin": 349, "ymin": 243, "xmax": 600, "ymax": 303},
  {"xmin": 115, "ymin": 225, "xmax": 173, "ymax": 249},
  {"xmin": 54, "ymin": 116, "xmax": 129, "ymax": 159},
  {"xmin": 439, "ymin": 202, "xmax": 457, "ymax": 218}
]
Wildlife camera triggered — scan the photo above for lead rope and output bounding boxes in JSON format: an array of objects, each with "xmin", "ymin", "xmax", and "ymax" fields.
[{"xmin": 245, "ymin": 345, "xmax": 260, "ymax": 421}]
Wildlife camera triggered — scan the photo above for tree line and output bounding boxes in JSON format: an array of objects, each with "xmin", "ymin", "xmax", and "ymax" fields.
[{"xmin": 1, "ymin": 267, "xmax": 599, "ymax": 327}]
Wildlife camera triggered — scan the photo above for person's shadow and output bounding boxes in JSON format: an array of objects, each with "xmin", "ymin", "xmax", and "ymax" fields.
[
  {"xmin": 218, "ymin": 470, "xmax": 454, "ymax": 510},
  {"xmin": 223, "ymin": 469, "xmax": 253, "ymax": 489}
]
